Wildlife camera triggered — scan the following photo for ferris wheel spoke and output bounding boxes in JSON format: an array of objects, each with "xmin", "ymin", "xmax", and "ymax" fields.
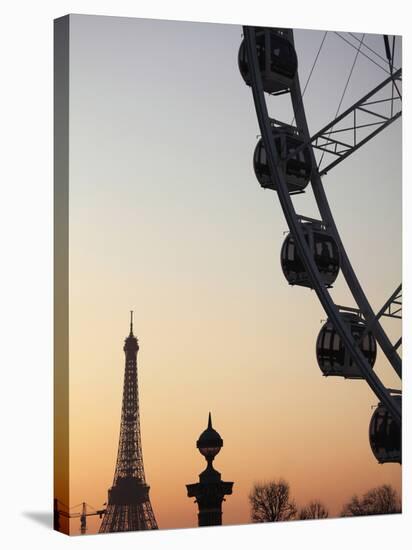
[
  {"xmin": 240, "ymin": 26, "xmax": 402, "ymax": 465},
  {"xmin": 376, "ymin": 284, "xmax": 402, "ymax": 320},
  {"xmin": 283, "ymin": 30, "xmax": 402, "ymax": 380},
  {"xmin": 283, "ymin": 68, "xmax": 401, "ymax": 176},
  {"xmin": 242, "ymin": 26, "xmax": 401, "ymax": 429},
  {"xmin": 376, "ymin": 285, "xmax": 402, "ymax": 351},
  {"xmin": 334, "ymin": 32, "xmax": 393, "ymax": 75},
  {"xmin": 393, "ymin": 337, "xmax": 402, "ymax": 351}
]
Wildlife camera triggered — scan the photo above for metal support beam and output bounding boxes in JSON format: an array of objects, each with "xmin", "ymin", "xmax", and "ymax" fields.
[
  {"xmin": 286, "ymin": 32, "xmax": 402, "ymax": 381},
  {"xmin": 286, "ymin": 69, "xmax": 401, "ymax": 176},
  {"xmin": 380, "ymin": 285, "xmax": 402, "ymax": 319},
  {"xmin": 243, "ymin": 26, "xmax": 401, "ymax": 425}
]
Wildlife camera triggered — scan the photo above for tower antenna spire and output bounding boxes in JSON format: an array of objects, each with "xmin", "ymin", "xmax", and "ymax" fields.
[{"xmin": 130, "ymin": 310, "xmax": 134, "ymax": 335}]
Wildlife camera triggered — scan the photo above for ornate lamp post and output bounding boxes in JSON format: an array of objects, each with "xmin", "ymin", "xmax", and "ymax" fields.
[{"xmin": 186, "ymin": 413, "xmax": 233, "ymax": 527}]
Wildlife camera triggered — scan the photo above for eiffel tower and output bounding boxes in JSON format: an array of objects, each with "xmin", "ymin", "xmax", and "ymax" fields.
[{"xmin": 99, "ymin": 312, "xmax": 158, "ymax": 532}]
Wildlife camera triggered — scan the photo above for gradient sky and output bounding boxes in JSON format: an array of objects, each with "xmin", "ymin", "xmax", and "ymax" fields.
[{"xmin": 64, "ymin": 15, "xmax": 401, "ymax": 535}]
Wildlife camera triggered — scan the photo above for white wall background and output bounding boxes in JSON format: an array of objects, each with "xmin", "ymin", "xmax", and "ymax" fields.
[{"xmin": 0, "ymin": 1, "xmax": 410, "ymax": 549}]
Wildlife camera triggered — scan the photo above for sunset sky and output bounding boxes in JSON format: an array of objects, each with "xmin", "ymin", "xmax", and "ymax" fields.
[{"xmin": 61, "ymin": 15, "xmax": 401, "ymax": 534}]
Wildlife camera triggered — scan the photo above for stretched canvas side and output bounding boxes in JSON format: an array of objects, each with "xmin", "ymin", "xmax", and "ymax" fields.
[{"xmin": 54, "ymin": 14, "xmax": 70, "ymax": 536}]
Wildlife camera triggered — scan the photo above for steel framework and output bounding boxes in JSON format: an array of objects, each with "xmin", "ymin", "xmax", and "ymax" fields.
[
  {"xmin": 242, "ymin": 27, "xmax": 401, "ymax": 426},
  {"xmin": 306, "ymin": 69, "xmax": 401, "ymax": 175},
  {"xmin": 99, "ymin": 313, "xmax": 158, "ymax": 533},
  {"xmin": 282, "ymin": 68, "xmax": 402, "ymax": 176}
]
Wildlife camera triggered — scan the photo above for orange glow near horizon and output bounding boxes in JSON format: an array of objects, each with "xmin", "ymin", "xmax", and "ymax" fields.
[{"xmin": 64, "ymin": 301, "xmax": 401, "ymax": 534}]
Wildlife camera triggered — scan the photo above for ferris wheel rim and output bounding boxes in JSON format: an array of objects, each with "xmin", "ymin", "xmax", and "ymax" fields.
[
  {"xmin": 242, "ymin": 26, "xmax": 401, "ymax": 426},
  {"xmin": 287, "ymin": 30, "xmax": 402, "ymax": 379}
]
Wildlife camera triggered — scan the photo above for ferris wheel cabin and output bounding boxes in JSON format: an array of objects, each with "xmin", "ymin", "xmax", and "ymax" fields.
[
  {"xmin": 238, "ymin": 29, "xmax": 298, "ymax": 94},
  {"xmin": 369, "ymin": 395, "xmax": 401, "ymax": 464},
  {"xmin": 280, "ymin": 222, "xmax": 340, "ymax": 288},
  {"xmin": 316, "ymin": 312, "xmax": 377, "ymax": 379},
  {"xmin": 253, "ymin": 128, "xmax": 312, "ymax": 193}
]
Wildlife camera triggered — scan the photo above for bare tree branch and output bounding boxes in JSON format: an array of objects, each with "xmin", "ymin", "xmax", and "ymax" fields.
[
  {"xmin": 249, "ymin": 480, "xmax": 297, "ymax": 522},
  {"xmin": 299, "ymin": 500, "xmax": 329, "ymax": 520},
  {"xmin": 341, "ymin": 484, "xmax": 401, "ymax": 516}
]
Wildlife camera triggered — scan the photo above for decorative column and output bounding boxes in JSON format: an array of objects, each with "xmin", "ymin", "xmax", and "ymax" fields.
[{"xmin": 186, "ymin": 413, "xmax": 233, "ymax": 527}]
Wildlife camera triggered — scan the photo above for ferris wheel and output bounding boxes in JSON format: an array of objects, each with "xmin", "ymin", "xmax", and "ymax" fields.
[{"xmin": 238, "ymin": 27, "xmax": 402, "ymax": 465}]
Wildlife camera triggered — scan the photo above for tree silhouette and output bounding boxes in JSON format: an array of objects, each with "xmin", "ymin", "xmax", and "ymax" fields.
[
  {"xmin": 341, "ymin": 484, "xmax": 401, "ymax": 517},
  {"xmin": 249, "ymin": 480, "xmax": 297, "ymax": 522},
  {"xmin": 299, "ymin": 500, "xmax": 329, "ymax": 520}
]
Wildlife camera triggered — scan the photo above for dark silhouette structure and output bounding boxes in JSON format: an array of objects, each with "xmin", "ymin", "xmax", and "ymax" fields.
[
  {"xmin": 316, "ymin": 312, "xmax": 377, "ymax": 379},
  {"xmin": 239, "ymin": 25, "xmax": 401, "ymax": 455},
  {"xmin": 54, "ymin": 499, "xmax": 105, "ymax": 534},
  {"xmin": 186, "ymin": 413, "xmax": 233, "ymax": 527},
  {"xmin": 369, "ymin": 395, "xmax": 402, "ymax": 464},
  {"xmin": 99, "ymin": 313, "xmax": 158, "ymax": 533},
  {"xmin": 280, "ymin": 221, "xmax": 340, "ymax": 289}
]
